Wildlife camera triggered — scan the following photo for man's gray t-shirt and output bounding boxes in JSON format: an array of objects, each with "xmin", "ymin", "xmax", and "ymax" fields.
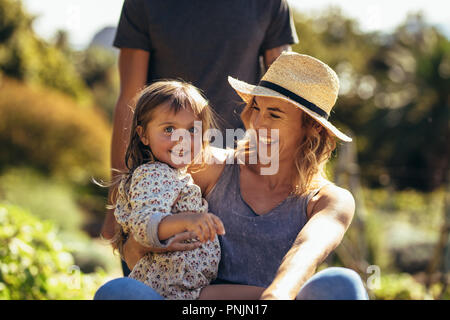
[{"xmin": 113, "ymin": 0, "xmax": 298, "ymax": 131}]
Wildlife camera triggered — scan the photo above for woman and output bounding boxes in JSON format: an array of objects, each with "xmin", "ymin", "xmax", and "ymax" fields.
[{"xmin": 95, "ymin": 52, "xmax": 368, "ymax": 300}]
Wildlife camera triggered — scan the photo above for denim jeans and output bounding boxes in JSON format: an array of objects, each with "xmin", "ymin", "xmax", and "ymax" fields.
[{"xmin": 94, "ymin": 267, "xmax": 369, "ymax": 300}]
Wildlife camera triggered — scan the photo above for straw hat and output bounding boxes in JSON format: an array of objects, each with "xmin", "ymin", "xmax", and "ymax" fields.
[{"xmin": 228, "ymin": 52, "xmax": 352, "ymax": 142}]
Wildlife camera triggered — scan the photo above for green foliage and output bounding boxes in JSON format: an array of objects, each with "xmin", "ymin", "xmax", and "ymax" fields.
[
  {"xmin": 0, "ymin": 167, "xmax": 121, "ymax": 283},
  {"xmin": 0, "ymin": 203, "xmax": 108, "ymax": 299},
  {"xmin": 363, "ymin": 207, "xmax": 392, "ymax": 270},
  {"xmin": 0, "ymin": 77, "xmax": 111, "ymax": 185},
  {"xmin": 332, "ymin": 187, "xmax": 445, "ymax": 280},
  {"xmin": 292, "ymin": 9, "xmax": 450, "ymax": 191},
  {"xmin": 362, "ymin": 15, "xmax": 450, "ymax": 191},
  {"xmin": 364, "ymin": 188, "xmax": 444, "ymax": 237},
  {"xmin": 362, "ymin": 188, "xmax": 446, "ymax": 275},
  {"xmin": 0, "ymin": 0, "xmax": 90, "ymax": 103},
  {"xmin": 364, "ymin": 188, "xmax": 444, "ymax": 269},
  {"xmin": 74, "ymin": 46, "xmax": 119, "ymax": 120},
  {"xmin": 60, "ymin": 232, "xmax": 121, "ymax": 275},
  {"xmin": 0, "ymin": 0, "xmax": 29, "ymax": 43},
  {"xmin": 370, "ymin": 273, "xmax": 446, "ymax": 300},
  {"xmin": 0, "ymin": 168, "xmax": 85, "ymax": 233}
]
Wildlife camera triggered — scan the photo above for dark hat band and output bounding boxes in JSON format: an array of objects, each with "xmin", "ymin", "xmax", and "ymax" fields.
[{"xmin": 258, "ymin": 80, "xmax": 330, "ymax": 120}]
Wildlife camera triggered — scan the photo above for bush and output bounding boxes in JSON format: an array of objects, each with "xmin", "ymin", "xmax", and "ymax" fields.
[
  {"xmin": 0, "ymin": 203, "xmax": 108, "ymax": 299},
  {"xmin": 0, "ymin": 168, "xmax": 85, "ymax": 233},
  {"xmin": 0, "ymin": 168, "xmax": 121, "ymax": 275},
  {"xmin": 364, "ymin": 208, "xmax": 393, "ymax": 270},
  {"xmin": 74, "ymin": 46, "xmax": 119, "ymax": 120},
  {"xmin": 361, "ymin": 188, "xmax": 444, "ymax": 271},
  {"xmin": 370, "ymin": 273, "xmax": 447, "ymax": 300},
  {"xmin": 63, "ymin": 234, "xmax": 121, "ymax": 274},
  {"xmin": 0, "ymin": 0, "xmax": 91, "ymax": 102},
  {"xmin": 0, "ymin": 76, "xmax": 111, "ymax": 185}
]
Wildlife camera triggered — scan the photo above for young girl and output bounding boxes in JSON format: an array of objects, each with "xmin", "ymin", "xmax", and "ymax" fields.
[{"xmin": 111, "ymin": 80, "xmax": 224, "ymax": 300}]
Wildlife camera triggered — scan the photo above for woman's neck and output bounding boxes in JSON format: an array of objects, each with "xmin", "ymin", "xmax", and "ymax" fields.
[{"xmin": 246, "ymin": 159, "xmax": 297, "ymax": 191}]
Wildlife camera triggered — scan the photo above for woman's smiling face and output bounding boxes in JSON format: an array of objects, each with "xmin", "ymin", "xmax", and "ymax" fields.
[
  {"xmin": 137, "ymin": 102, "xmax": 200, "ymax": 169},
  {"xmin": 246, "ymin": 96, "xmax": 305, "ymax": 160}
]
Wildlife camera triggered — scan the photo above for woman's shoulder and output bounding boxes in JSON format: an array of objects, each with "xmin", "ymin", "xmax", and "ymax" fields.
[
  {"xmin": 318, "ymin": 184, "xmax": 354, "ymax": 201},
  {"xmin": 306, "ymin": 183, "xmax": 355, "ymax": 220},
  {"xmin": 189, "ymin": 147, "xmax": 230, "ymax": 194}
]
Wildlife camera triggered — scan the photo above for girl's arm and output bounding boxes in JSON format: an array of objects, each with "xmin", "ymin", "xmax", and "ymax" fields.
[
  {"xmin": 122, "ymin": 211, "xmax": 225, "ymax": 271},
  {"xmin": 156, "ymin": 213, "xmax": 192, "ymax": 241},
  {"xmin": 122, "ymin": 230, "xmax": 202, "ymax": 271},
  {"xmin": 261, "ymin": 185, "xmax": 355, "ymax": 300},
  {"xmin": 158, "ymin": 212, "xmax": 225, "ymax": 243},
  {"xmin": 127, "ymin": 163, "xmax": 186, "ymax": 248},
  {"xmin": 127, "ymin": 163, "xmax": 224, "ymax": 248}
]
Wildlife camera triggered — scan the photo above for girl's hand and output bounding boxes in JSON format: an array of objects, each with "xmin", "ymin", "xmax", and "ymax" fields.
[{"xmin": 185, "ymin": 212, "xmax": 225, "ymax": 243}]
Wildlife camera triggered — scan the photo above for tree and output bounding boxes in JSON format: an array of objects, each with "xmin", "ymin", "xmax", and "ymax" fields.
[
  {"xmin": 363, "ymin": 13, "xmax": 449, "ymax": 190},
  {"xmin": 0, "ymin": 0, "xmax": 90, "ymax": 103},
  {"xmin": 292, "ymin": 9, "xmax": 449, "ymax": 191},
  {"xmin": 74, "ymin": 45, "xmax": 119, "ymax": 120}
]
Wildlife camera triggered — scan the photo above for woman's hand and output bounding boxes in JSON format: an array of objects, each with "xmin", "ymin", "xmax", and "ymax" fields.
[
  {"xmin": 184, "ymin": 212, "xmax": 225, "ymax": 243},
  {"xmin": 122, "ymin": 230, "xmax": 203, "ymax": 270}
]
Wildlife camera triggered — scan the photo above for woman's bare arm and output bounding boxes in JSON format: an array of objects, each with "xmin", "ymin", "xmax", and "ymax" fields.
[{"xmin": 260, "ymin": 185, "xmax": 355, "ymax": 300}]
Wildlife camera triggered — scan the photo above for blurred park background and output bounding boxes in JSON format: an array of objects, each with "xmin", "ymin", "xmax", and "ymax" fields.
[{"xmin": 0, "ymin": 0, "xmax": 449, "ymax": 299}]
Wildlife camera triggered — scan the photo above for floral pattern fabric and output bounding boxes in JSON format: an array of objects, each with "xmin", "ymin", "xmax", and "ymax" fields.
[{"xmin": 114, "ymin": 162, "xmax": 220, "ymax": 300}]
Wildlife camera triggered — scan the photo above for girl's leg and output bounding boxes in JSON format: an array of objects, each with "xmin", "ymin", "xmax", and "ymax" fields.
[
  {"xmin": 199, "ymin": 284, "xmax": 266, "ymax": 300},
  {"xmin": 94, "ymin": 277, "xmax": 164, "ymax": 300},
  {"xmin": 296, "ymin": 267, "xmax": 369, "ymax": 300}
]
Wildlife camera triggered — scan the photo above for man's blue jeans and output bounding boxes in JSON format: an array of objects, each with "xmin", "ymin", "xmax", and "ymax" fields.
[{"xmin": 94, "ymin": 267, "xmax": 369, "ymax": 300}]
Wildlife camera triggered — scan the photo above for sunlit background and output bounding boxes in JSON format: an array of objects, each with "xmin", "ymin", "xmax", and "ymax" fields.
[
  {"xmin": 22, "ymin": 0, "xmax": 450, "ymax": 49},
  {"xmin": 1, "ymin": 0, "xmax": 449, "ymax": 300}
]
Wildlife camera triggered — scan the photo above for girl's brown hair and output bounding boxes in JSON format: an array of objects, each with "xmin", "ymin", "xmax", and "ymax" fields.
[{"xmin": 108, "ymin": 79, "xmax": 217, "ymax": 257}]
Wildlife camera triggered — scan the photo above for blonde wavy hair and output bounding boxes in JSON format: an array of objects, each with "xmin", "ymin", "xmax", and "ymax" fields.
[
  {"xmin": 238, "ymin": 97, "xmax": 337, "ymax": 196},
  {"xmin": 103, "ymin": 80, "xmax": 217, "ymax": 257}
]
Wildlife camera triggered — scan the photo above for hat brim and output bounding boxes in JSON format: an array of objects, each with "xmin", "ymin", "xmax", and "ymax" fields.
[{"xmin": 228, "ymin": 76, "xmax": 352, "ymax": 142}]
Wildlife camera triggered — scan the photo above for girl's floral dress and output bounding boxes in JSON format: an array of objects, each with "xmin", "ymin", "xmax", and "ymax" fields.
[{"xmin": 114, "ymin": 162, "xmax": 220, "ymax": 300}]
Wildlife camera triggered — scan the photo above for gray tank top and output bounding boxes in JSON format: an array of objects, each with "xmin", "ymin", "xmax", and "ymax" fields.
[{"xmin": 206, "ymin": 158, "xmax": 326, "ymax": 287}]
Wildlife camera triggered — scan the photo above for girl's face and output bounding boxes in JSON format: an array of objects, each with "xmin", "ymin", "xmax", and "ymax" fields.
[
  {"xmin": 137, "ymin": 103, "xmax": 201, "ymax": 169},
  {"xmin": 247, "ymin": 96, "xmax": 305, "ymax": 160}
]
